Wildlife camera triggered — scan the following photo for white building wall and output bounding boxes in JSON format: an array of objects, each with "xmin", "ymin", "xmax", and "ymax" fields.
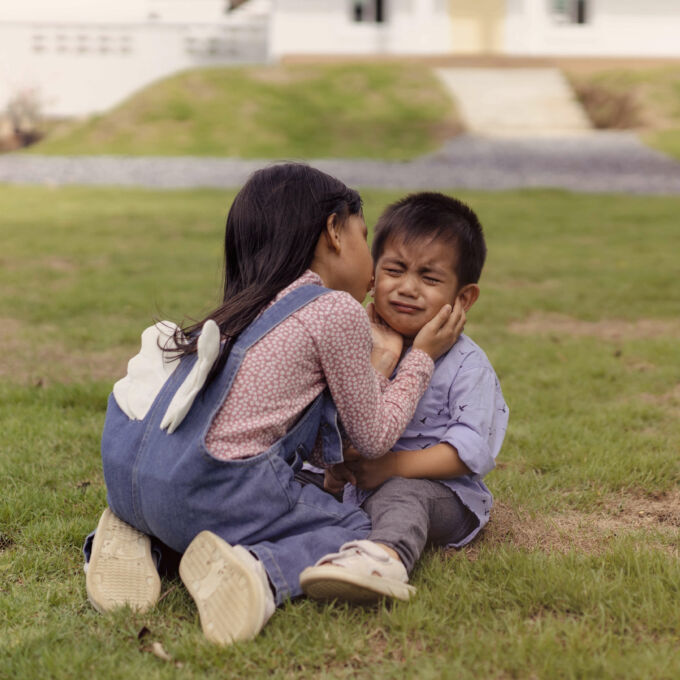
[
  {"xmin": 269, "ymin": 0, "xmax": 452, "ymax": 57},
  {"xmin": 4, "ymin": 0, "xmax": 680, "ymax": 120},
  {"xmin": 0, "ymin": 1, "xmax": 268, "ymax": 117},
  {"xmin": 0, "ymin": 0, "xmax": 228, "ymax": 23},
  {"xmin": 504, "ymin": 0, "xmax": 680, "ymax": 57}
]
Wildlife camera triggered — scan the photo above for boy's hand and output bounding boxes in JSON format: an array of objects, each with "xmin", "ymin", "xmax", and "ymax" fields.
[
  {"xmin": 367, "ymin": 302, "xmax": 403, "ymax": 377},
  {"xmin": 324, "ymin": 467, "xmax": 350, "ymax": 494},
  {"xmin": 412, "ymin": 297, "xmax": 466, "ymax": 361},
  {"xmin": 345, "ymin": 450, "xmax": 399, "ymax": 490},
  {"xmin": 326, "ymin": 446, "xmax": 359, "ymax": 490}
]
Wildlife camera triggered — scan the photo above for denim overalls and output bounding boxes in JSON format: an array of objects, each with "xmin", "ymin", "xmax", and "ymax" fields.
[{"xmin": 100, "ymin": 284, "xmax": 371, "ymax": 604}]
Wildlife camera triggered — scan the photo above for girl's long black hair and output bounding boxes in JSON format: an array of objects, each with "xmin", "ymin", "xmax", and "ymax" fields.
[{"xmin": 171, "ymin": 163, "xmax": 362, "ymax": 378}]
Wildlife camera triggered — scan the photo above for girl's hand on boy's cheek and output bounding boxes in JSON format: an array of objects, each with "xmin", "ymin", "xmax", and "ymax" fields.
[
  {"xmin": 452, "ymin": 296, "xmax": 467, "ymax": 337},
  {"xmin": 412, "ymin": 298, "xmax": 466, "ymax": 361},
  {"xmin": 347, "ymin": 452, "xmax": 397, "ymax": 491}
]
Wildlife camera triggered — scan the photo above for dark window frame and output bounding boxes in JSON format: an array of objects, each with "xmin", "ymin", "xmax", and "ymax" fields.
[
  {"xmin": 352, "ymin": 0, "xmax": 386, "ymax": 24},
  {"xmin": 552, "ymin": 0, "xmax": 589, "ymax": 25}
]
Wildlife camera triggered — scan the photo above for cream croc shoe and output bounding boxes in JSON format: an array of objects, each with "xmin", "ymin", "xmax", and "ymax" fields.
[
  {"xmin": 179, "ymin": 531, "xmax": 275, "ymax": 645},
  {"xmin": 85, "ymin": 508, "xmax": 161, "ymax": 613},
  {"xmin": 300, "ymin": 540, "xmax": 415, "ymax": 603}
]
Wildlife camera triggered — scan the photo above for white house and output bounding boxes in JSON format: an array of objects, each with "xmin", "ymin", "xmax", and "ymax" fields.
[
  {"xmin": 0, "ymin": 1, "xmax": 270, "ymax": 118},
  {"xmin": 271, "ymin": 0, "xmax": 680, "ymax": 59},
  {"xmin": 502, "ymin": 0, "xmax": 680, "ymax": 58},
  {"xmin": 269, "ymin": 1, "xmax": 452, "ymax": 58},
  {"xmin": 2, "ymin": 1, "xmax": 680, "ymax": 119}
]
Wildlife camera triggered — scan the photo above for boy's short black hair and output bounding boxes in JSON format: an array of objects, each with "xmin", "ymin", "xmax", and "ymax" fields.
[{"xmin": 372, "ymin": 192, "xmax": 487, "ymax": 286}]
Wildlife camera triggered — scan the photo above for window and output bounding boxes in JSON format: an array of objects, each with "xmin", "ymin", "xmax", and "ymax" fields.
[
  {"xmin": 551, "ymin": 0, "xmax": 589, "ymax": 25},
  {"xmin": 352, "ymin": 0, "xmax": 386, "ymax": 24}
]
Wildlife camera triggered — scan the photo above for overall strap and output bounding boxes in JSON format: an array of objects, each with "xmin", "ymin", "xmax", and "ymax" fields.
[
  {"xmin": 233, "ymin": 284, "xmax": 331, "ymax": 357},
  {"xmin": 203, "ymin": 284, "xmax": 332, "ymax": 421}
]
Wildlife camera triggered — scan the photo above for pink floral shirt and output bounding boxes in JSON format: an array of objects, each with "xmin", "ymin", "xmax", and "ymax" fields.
[{"xmin": 205, "ymin": 271, "xmax": 434, "ymax": 460}]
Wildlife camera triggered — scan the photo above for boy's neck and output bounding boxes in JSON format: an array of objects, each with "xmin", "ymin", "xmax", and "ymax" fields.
[{"xmin": 400, "ymin": 336, "xmax": 414, "ymax": 361}]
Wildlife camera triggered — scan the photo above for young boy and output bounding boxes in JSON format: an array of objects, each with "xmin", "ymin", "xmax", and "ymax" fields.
[{"xmin": 300, "ymin": 192, "xmax": 508, "ymax": 602}]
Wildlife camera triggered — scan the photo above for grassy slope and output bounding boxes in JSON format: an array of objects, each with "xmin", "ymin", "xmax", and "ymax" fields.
[
  {"xmin": 28, "ymin": 60, "xmax": 680, "ymax": 162},
  {"xmin": 30, "ymin": 64, "xmax": 457, "ymax": 161},
  {"xmin": 1, "ymin": 186, "xmax": 679, "ymax": 679},
  {"xmin": 565, "ymin": 65, "xmax": 680, "ymax": 160}
]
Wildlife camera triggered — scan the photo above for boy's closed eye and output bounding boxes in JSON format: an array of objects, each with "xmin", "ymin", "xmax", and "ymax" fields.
[{"xmin": 382, "ymin": 269, "xmax": 442, "ymax": 286}]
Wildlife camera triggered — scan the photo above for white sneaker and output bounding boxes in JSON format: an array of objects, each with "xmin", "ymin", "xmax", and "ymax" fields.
[
  {"xmin": 179, "ymin": 531, "xmax": 275, "ymax": 645},
  {"xmin": 300, "ymin": 540, "xmax": 415, "ymax": 603},
  {"xmin": 85, "ymin": 508, "xmax": 161, "ymax": 613}
]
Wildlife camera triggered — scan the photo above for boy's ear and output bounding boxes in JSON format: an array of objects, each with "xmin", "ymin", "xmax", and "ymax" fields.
[
  {"xmin": 457, "ymin": 283, "xmax": 480, "ymax": 312},
  {"xmin": 324, "ymin": 213, "xmax": 342, "ymax": 254}
]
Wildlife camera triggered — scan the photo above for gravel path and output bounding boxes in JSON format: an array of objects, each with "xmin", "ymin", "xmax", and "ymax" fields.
[{"xmin": 2, "ymin": 132, "xmax": 680, "ymax": 194}]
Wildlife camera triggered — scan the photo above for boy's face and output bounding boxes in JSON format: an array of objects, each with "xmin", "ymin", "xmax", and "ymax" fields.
[{"xmin": 373, "ymin": 235, "xmax": 461, "ymax": 339}]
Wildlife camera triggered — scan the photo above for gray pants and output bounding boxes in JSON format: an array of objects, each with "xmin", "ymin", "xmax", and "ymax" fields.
[{"xmin": 363, "ymin": 477, "xmax": 478, "ymax": 574}]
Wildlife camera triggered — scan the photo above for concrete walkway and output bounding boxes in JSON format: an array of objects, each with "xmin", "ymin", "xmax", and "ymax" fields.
[
  {"xmin": 435, "ymin": 67, "xmax": 593, "ymax": 136},
  {"xmin": 1, "ymin": 132, "xmax": 680, "ymax": 194}
]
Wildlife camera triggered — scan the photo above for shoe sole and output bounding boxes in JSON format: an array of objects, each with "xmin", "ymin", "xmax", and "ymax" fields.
[
  {"xmin": 86, "ymin": 508, "xmax": 160, "ymax": 613},
  {"xmin": 299, "ymin": 564, "xmax": 415, "ymax": 603},
  {"xmin": 179, "ymin": 531, "xmax": 264, "ymax": 645}
]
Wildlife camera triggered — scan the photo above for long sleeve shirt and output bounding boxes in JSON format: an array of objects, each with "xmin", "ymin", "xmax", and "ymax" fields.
[
  {"xmin": 345, "ymin": 333, "xmax": 509, "ymax": 547},
  {"xmin": 206, "ymin": 270, "xmax": 434, "ymax": 460}
]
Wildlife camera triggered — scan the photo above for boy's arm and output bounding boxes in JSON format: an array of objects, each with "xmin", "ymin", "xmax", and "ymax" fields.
[
  {"xmin": 346, "ymin": 443, "xmax": 471, "ymax": 490},
  {"xmin": 439, "ymin": 365, "xmax": 507, "ymax": 479},
  {"xmin": 347, "ymin": 362, "xmax": 508, "ymax": 491}
]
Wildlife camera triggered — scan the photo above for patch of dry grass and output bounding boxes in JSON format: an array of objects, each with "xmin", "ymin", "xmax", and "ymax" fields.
[
  {"xmin": 508, "ymin": 313, "xmax": 680, "ymax": 342},
  {"xmin": 465, "ymin": 492, "xmax": 679, "ymax": 561},
  {"xmin": 569, "ymin": 82, "xmax": 643, "ymax": 129},
  {"xmin": 0, "ymin": 316, "xmax": 132, "ymax": 386},
  {"xmin": 563, "ymin": 64, "xmax": 680, "ymax": 159},
  {"xmin": 564, "ymin": 64, "xmax": 680, "ymax": 130}
]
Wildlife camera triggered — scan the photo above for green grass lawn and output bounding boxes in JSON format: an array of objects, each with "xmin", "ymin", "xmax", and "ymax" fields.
[
  {"xmin": 29, "ymin": 64, "xmax": 458, "ymax": 161},
  {"xmin": 565, "ymin": 64, "xmax": 680, "ymax": 160},
  {"xmin": 1, "ymin": 186, "xmax": 679, "ymax": 679}
]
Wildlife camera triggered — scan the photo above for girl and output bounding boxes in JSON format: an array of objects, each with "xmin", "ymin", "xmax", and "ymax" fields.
[{"xmin": 85, "ymin": 164, "xmax": 464, "ymax": 645}]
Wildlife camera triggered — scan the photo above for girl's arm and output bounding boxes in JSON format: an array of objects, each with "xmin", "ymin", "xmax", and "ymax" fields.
[
  {"xmin": 366, "ymin": 301, "xmax": 403, "ymax": 378},
  {"xmin": 314, "ymin": 294, "xmax": 462, "ymax": 458},
  {"xmin": 347, "ymin": 362, "xmax": 508, "ymax": 489}
]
